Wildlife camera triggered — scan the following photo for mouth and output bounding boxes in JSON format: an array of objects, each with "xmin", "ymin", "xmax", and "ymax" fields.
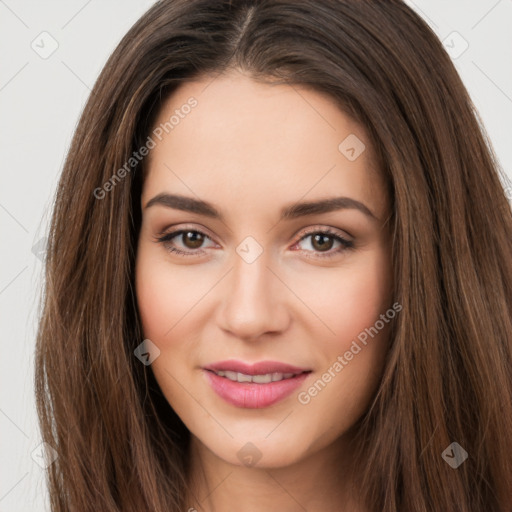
[
  {"xmin": 206, "ymin": 369, "xmax": 307, "ymax": 384},
  {"xmin": 202, "ymin": 360, "xmax": 312, "ymax": 408}
]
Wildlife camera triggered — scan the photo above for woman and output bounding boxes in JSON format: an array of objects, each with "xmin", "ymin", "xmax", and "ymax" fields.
[{"xmin": 35, "ymin": 0, "xmax": 512, "ymax": 510}]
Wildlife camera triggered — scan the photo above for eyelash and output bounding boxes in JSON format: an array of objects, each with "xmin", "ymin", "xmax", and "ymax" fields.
[{"xmin": 154, "ymin": 226, "xmax": 354, "ymax": 260}]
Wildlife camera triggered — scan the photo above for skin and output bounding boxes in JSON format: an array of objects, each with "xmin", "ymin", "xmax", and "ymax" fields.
[{"xmin": 135, "ymin": 69, "xmax": 393, "ymax": 512}]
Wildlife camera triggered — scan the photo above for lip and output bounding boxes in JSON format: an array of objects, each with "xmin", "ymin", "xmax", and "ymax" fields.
[
  {"xmin": 202, "ymin": 359, "xmax": 312, "ymax": 409},
  {"xmin": 203, "ymin": 359, "xmax": 310, "ymax": 375}
]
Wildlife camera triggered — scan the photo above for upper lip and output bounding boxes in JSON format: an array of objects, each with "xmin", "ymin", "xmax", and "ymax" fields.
[{"xmin": 203, "ymin": 359, "xmax": 311, "ymax": 375}]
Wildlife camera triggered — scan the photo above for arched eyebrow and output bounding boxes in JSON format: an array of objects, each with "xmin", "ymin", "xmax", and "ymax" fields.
[{"xmin": 144, "ymin": 193, "xmax": 378, "ymax": 221}]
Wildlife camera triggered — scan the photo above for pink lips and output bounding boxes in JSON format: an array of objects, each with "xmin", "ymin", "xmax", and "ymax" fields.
[{"xmin": 202, "ymin": 359, "xmax": 311, "ymax": 409}]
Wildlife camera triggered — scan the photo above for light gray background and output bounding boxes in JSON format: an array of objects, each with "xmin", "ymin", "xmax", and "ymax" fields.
[{"xmin": 1, "ymin": 1, "xmax": 511, "ymax": 510}]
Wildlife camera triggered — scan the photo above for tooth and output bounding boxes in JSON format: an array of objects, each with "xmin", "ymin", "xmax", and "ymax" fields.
[
  {"xmin": 218, "ymin": 370, "xmax": 298, "ymax": 383},
  {"xmin": 252, "ymin": 374, "xmax": 273, "ymax": 384}
]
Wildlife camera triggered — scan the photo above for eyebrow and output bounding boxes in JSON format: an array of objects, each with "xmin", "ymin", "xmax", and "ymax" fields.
[{"xmin": 144, "ymin": 193, "xmax": 378, "ymax": 221}]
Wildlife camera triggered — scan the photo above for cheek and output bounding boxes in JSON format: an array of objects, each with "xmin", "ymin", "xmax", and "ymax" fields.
[
  {"xmin": 135, "ymin": 251, "xmax": 170, "ymax": 340},
  {"xmin": 338, "ymin": 259, "xmax": 391, "ymax": 340},
  {"xmin": 135, "ymin": 245, "xmax": 217, "ymax": 386},
  {"xmin": 292, "ymin": 248, "xmax": 392, "ymax": 351},
  {"xmin": 293, "ymin": 264, "xmax": 392, "ymax": 441},
  {"xmin": 135, "ymin": 245, "xmax": 205, "ymax": 341}
]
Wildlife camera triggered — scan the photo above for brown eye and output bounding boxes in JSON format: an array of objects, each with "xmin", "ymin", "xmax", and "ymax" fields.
[
  {"xmin": 311, "ymin": 233, "xmax": 335, "ymax": 252},
  {"xmin": 181, "ymin": 231, "xmax": 205, "ymax": 249},
  {"xmin": 293, "ymin": 228, "xmax": 354, "ymax": 260},
  {"xmin": 154, "ymin": 228, "xmax": 216, "ymax": 257}
]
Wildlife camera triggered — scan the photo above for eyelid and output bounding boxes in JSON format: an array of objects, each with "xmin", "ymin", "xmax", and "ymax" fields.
[
  {"xmin": 154, "ymin": 223, "xmax": 354, "ymax": 258},
  {"xmin": 294, "ymin": 224, "xmax": 353, "ymax": 242},
  {"xmin": 153, "ymin": 224, "xmax": 219, "ymax": 256},
  {"xmin": 155, "ymin": 223, "xmax": 353, "ymax": 243},
  {"xmin": 155, "ymin": 222, "xmax": 217, "ymax": 240}
]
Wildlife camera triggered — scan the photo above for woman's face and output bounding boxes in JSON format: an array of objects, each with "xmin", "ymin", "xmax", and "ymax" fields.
[{"xmin": 135, "ymin": 69, "xmax": 393, "ymax": 469}]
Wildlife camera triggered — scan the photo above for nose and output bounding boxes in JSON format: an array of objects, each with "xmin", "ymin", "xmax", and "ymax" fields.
[{"xmin": 217, "ymin": 246, "xmax": 290, "ymax": 342}]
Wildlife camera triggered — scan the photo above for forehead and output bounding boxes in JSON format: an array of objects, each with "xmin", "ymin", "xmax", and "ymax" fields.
[{"xmin": 143, "ymin": 70, "xmax": 387, "ymax": 221}]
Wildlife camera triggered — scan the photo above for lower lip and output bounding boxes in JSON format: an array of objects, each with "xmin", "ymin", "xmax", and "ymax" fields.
[{"xmin": 203, "ymin": 370, "xmax": 310, "ymax": 409}]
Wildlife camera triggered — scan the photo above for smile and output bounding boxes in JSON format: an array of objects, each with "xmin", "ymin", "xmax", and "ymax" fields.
[
  {"xmin": 202, "ymin": 360, "xmax": 312, "ymax": 408},
  {"xmin": 210, "ymin": 370, "xmax": 302, "ymax": 383}
]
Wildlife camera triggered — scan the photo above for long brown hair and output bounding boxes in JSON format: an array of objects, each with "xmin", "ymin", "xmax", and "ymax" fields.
[{"xmin": 35, "ymin": 0, "xmax": 512, "ymax": 510}]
